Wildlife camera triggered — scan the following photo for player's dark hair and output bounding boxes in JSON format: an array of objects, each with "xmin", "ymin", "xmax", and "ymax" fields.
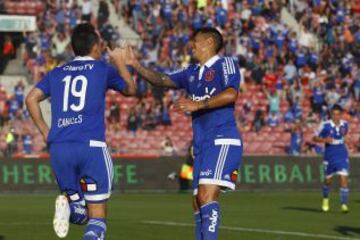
[
  {"xmin": 71, "ymin": 23, "xmax": 99, "ymax": 56},
  {"xmin": 192, "ymin": 27, "xmax": 224, "ymax": 53},
  {"xmin": 332, "ymin": 104, "xmax": 343, "ymax": 112}
]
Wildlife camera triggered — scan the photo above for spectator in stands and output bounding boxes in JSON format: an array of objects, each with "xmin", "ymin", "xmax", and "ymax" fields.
[
  {"xmin": 289, "ymin": 120, "xmax": 303, "ymax": 156},
  {"xmin": 350, "ymin": 101, "xmax": 360, "ymax": 118},
  {"xmin": 161, "ymin": 103, "xmax": 171, "ymax": 126},
  {"xmin": 161, "ymin": 136, "xmax": 177, "ymax": 156},
  {"xmin": 52, "ymin": 32, "xmax": 70, "ymax": 62},
  {"xmin": 284, "ymin": 58, "xmax": 297, "ymax": 84},
  {"xmin": 81, "ymin": 0, "xmax": 92, "ymax": 22},
  {"xmin": 264, "ymin": 87, "xmax": 280, "ymax": 115},
  {"xmin": 252, "ymin": 109, "xmax": 265, "ymax": 132},
  {"xmin": 0, "ymin": 35, "xmax": 15, "ymax": 74},
  {"xmin": 312, "ymin": 81, "xmax": 325, "ymax": 114},
  {"xmin": 268, "ymin": 111, "xmax": 280, "ymax": 128},
  {"xmin": 305, "ymin": 111, "xmax": 318, "ymax": 127},
  {"xmin": 98, "ymin": 0, "xmax": 110, "ymax": 26},
  {"xmin": 109, "ymin": 99, "xmax": 120, "ymax": 124},
  {"xmin": 14, "ymin": 81, "xmax": 25, "ymax": 109},
  {"xmin": 127, "ymin": 106, "xmax": 139, "ymax": 135},
  {"xmin": 22, "ymin": 133, "xmax": 33, "ymax": 154},
  {"xmin": 325, "ymin": 87, "xmax": 341, "ymax": 109},
  {"xmin": 7, "ymin": 95, "xmax": 19, "ymax": 120},
  {"xmin": 5, "ymin": 127, "xmax": 16, "ymax": 158},
  {"xmin": 354, "ymin": 73, "xmax": 360, "ymax": 101},
  {"xmin": 287, "ymin": 80, "xmax": 303, "ymax": 106}
]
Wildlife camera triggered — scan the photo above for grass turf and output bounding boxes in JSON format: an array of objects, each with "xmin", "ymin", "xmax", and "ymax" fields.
[{"xmin": 0, "ymin": 192, "xmax": 359, "ymax": 240}]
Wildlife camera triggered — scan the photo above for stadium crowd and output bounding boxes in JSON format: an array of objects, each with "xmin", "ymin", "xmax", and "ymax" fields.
[{"xmin": 0, "ymin": 0, "xmax": 359, "ymax": 157}]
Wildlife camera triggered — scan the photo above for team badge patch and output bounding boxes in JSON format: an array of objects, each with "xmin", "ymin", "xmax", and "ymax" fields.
[
  {"xmin": 80, "ymin": 178, "xmax": 97, "ymax": 192},
  {"xmin": 205, "ymin": 69, "xmax": 215, "ymax": 81}
]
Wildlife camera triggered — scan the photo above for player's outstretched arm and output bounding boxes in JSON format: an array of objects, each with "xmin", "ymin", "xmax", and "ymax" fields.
[
  {"xmin": 107, "ymin": 47, "xmax": 136, "ymax": 96},
  {"xmin": 132, "ymin": 60, "xmax": 177, "ymax": 88},
  {"xmin": 25, "ymin": 88, "xmax": 49, "ymax": 141},
  {"xmin": 111, "ymin": 45, "xmax": 177, "ymax": 88},
  {"xmin": 175, "ymin": 88, "xmax": 238, "ymax": 113},
  {"xmin": 313, "ymin": 136, "xmax": 333, "ymax": 144}
]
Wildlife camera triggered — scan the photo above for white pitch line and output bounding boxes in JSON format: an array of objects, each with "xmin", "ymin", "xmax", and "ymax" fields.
[
  {"xmin": 0, "ymin": 222, "xmax": 50, "ymax": 225},
  {"xmin": 142, "ymin": 220, "xmax": 360, "ymax": 240}
]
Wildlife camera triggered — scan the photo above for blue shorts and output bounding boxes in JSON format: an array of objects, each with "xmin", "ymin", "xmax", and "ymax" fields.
[
  {"xmin": 193, "ymin": 136, "xmax": 243, "ymax": 195},
  {"xmin": 323, "ymin": 159, "xmax": 349, "ymax": 178},
  {"xmin": 50, "ymin": 140, "xmax": 113, "ymax": 203}
]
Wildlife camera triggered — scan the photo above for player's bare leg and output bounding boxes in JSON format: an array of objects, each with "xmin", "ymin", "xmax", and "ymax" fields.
[
  {"xmin": 84, "ymin": 203, "xmax": 107, "ymax": 240},
  {"xmin": 339, "ymin": 175, "xmax": 349, "ymax": 213},
  {"xmin": 197, "ymin": 185, "xmax": 221, "ymax": 240},
  {"xmin": 322, "ymin": 177, "xmax": 332, "ymax": 212}
]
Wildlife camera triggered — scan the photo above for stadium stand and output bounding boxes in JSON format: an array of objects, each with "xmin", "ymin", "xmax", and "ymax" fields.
[{"xmin": 0, "ymin": 0, "xmax": 359, "ymax": 157}]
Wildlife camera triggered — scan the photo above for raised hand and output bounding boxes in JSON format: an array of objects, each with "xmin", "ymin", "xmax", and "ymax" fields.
[
  {"xmin": 107, "ymin": 47, "xmax": 127, "ymax": 66},
  {"xmin": 124, "ymin": 45, "xmax": 139, "ymax": 67},
  {"xmin": 175, "ymin": 97, "xmax": 201, "ymax": 113}
]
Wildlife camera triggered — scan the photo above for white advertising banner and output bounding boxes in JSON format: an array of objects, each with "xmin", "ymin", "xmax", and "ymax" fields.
[{"xmin": 0, "ymin": 15, "xmax": 37, "ymax": 32}]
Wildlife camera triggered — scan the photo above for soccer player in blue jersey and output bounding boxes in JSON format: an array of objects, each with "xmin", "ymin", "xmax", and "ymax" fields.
[
  {"xmin": 114, "ymin": 27, "xmax": 242, "ymax": 240},
  {"xmin": 313, "ymin": 105, "xmax": 350, "ymax": 213},
  {"xmin": 25, "ymin": 23, "xmax": 136, "ymax": 239}
]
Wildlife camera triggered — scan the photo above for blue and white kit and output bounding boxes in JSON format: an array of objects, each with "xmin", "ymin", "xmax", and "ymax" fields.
[
  {"xmin": 167, "ymin": 55, "xmax": 243, "ymax": 194},
  {"xmin": 36, "ymin": 56, "xmax": 126, "ymax": 202},
  {"xmin": 317, "ymin": 120, "xmax": 349, "ymax": 178}
]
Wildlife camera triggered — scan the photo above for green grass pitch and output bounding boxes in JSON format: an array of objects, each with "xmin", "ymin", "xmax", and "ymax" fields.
[{"xmin": 1, "ymin": 192, "xmax": 360, "ymax": 240}]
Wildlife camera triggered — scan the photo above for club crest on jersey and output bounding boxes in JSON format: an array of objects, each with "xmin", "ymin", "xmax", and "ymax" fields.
[{"xmin": 204, "ymin": 69, "xmax": 215, "ymax": 81}]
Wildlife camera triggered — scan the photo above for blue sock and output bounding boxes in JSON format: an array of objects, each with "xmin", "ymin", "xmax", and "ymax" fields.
[
  {"xmin": 194, "ymin": 211, "xmax": 203, "ymax": 240},
  {"xmin": 70, "ymin": 200, "xmax": 88, "ymax": 225},
  {"xmin": 200, "ymin": 202, "xmax": 220, "ymax": 240},
  {"xmin": 83, "ymin": 218, "xmax": 106, "ymax": 240},
  {"xmin": 322, "ymin": 185, "xmax": 330, "ymax": 198},
  {"xmin": 340, "ymin": 188, "xmax": 349, "ymax": 205}
]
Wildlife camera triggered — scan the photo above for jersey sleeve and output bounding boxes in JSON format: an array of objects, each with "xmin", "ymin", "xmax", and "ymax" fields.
[
  {"xmin": 316, "ymin": 122, "xmax": 329, "ymax": 138},
  {"xmin": 166, "ymin": 66, "xmax": 190, "ymax": 90},
  {"xmin": 106, "ymin": 64, "xmax": 127, "ymax": 91},
  {"xmin": 35, "ymin": 72, "xmax": 51, "ymax": 96},
  {"xmin": 222, "ymin": 57, "xmax": 240, "ymax": 91}
]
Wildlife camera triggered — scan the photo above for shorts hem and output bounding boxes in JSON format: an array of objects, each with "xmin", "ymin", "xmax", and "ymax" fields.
[
  {"xmin": 84, "ymin": 192, "xmax": 111, "ymax": 202},
  {"xmin": 193, "ymin": 179, "xmax": 235, "ymax": 195}
]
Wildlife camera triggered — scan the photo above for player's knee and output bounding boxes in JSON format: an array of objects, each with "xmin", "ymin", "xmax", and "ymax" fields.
[
  {"xmin": 192, "ymin": 197, "xmax": 200, "ymax": 212},
  {"xmin": 324, "ymin": 178, "xmax": 332, "ymax": 185},
  {"xmin": 197, "ymin": 190, "xmax": 215, "ymax": 206},
  {"xmin": 87, "ymin": 202, "xmax": 107, "ymax": 219},
  {"xmin": 340, "ymin": 176, "xmax": 348, "ymax": 187}
]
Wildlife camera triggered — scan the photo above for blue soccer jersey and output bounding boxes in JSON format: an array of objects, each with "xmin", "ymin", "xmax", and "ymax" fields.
[
  {"xmin": 36, "ymin": 56, "xmax": 126, "ymax": 202},
  {"xmin": 167, "ymin": 55, "xmax": 243, "ymax": 192},
  {"xmin": 317, "ymin": 120, "xmax": 349, "ymax": 177},
  {"xmin": 36, "ymin": 56, "xmax": 126, "ymax": 144}
]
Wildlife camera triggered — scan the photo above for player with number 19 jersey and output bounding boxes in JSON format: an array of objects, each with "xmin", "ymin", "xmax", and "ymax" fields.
[
  {"xmin": 37, "ymin": 56, "xmax": 125, "ymax": 144},
  {"xmin": 36, "ymin": 56, "xmax": 126, "ymax": 202}
]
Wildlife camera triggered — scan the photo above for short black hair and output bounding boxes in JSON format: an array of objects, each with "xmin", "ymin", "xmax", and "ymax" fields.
[
  {"xmin": 71, "ymin": 23, "xmax": 99, "ymax": 56},
  {"xmin": 332, "ymin": 104, "xmax": 343, "ymax": 112},
  {"xmin": 192, "ymin": 27, "xmax": 224, "ymax": 53}
]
